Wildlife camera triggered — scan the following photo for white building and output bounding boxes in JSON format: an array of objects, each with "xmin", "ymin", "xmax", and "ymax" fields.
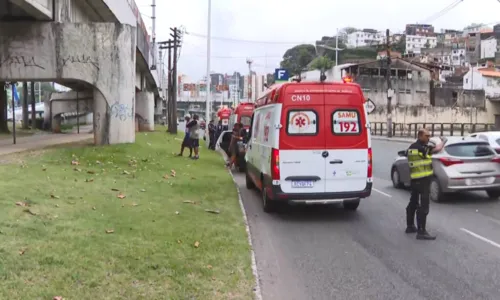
[
  {"xmin": 481, "ymin": 37, "xmax": 497, "ymax": 59},
  {"xmin": 405, "ymin": 35, "xmax": 437, "ymax": 54},
  {"xmin": 450, "ymin": 48, "xmax": 466, "ymax": 66},
  {"xmin": 463, "ymin": 67, "xmax": 500, "ymax": 98},
  {"xmin": 346, "ymin": 30, "xmax": 384, "ymax": 48}
]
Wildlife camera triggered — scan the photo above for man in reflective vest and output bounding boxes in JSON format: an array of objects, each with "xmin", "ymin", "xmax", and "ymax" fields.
[{"xmin": 406, "ymin": 128, "xmax": 446, "ymax": 240}]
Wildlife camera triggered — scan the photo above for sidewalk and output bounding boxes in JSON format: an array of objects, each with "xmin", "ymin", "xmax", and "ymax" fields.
[
  {"xmin": 0, "ymin": 132, "xmax": 93, "ymax": 156},
  {"xmin": 372, "ymin": 135, "xmax": 414, "ymax": 143}
]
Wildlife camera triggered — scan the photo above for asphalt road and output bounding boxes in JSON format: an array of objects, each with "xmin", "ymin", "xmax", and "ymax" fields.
[{"xmin": 235, "ymin": 139, "xmax": 500, "ymax": 300}]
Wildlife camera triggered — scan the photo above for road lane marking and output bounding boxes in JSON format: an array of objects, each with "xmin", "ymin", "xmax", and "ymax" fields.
[
  {"xmin": 460, "ymin": 228, "xmax": 500, "ymax": 250},
  {"xmin": 373, "ymin": 188, "xmax": 392, "ymax": 198}
]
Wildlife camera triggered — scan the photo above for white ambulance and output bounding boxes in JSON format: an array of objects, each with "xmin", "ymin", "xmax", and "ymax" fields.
[{"xmin": 244, "ymin": 81, "xmax": 372, "ymax": 212}]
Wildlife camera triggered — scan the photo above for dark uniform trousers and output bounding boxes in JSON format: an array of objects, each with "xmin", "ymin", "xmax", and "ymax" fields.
[{"xmin": 407, "ymin": 176, "xmax": 431, "ymax": 230}]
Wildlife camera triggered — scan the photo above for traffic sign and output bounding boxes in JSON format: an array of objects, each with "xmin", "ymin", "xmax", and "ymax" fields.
[
  {"xmin": 365, "ymin": 98, "xmax": 376, "ymax": 114},
  {"xmin": 274, "ymin": 68, "xmax": 289, "ymax": 82}
]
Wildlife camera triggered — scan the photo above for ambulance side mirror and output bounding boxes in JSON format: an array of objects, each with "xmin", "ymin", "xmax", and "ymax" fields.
[{"xmin": 397, "ymin": 150, "xmax": 407, "ymax": 157}]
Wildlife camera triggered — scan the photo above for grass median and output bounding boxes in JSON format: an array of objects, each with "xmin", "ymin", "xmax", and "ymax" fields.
[{"xmin": 0, "ymin": 130, "xmax": 254, "ymax": 299}]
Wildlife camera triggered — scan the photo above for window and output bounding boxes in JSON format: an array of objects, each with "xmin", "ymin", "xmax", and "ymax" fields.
[
  {"xmin": 445, "ymin": 142, "xmax": 494, "ymax": 157},
  {"xmin": 286, "ymin": 110, "xmax": 318, "ymax": 136},
  {"xmin": 332, "ymin": 110, "xmax": 361, "ymax": 135},
  {"xmin": 488, "ymin": 79, "xmax": 493, "ymax": 87},
  {"xmin": 240, "ymin": 116, "xmax": 252, "ymax": 127}
]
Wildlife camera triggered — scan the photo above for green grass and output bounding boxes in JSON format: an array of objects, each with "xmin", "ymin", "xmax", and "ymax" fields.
[{"xmin": 0, "ymin": 130, "xmax": 254, "ymax": 300}]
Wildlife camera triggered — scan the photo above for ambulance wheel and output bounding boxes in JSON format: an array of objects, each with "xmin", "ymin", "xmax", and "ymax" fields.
[
  {"xmin": 262, "ymin": 185, "xmax": 277, "ymax": 213},
  {"xmin": 343, "ymin": 199, "xmax": 360, "ymax": 211},
  {"xmin": 245, "ymin": 171, "xmax": 255, "ymax": 189}
]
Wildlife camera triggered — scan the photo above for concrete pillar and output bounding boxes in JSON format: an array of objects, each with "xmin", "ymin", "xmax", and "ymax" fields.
[
  {"xmin": 135, "ymin": 91, "xmax": 155, "ymax": 131},
  {"xmin": 93, "ymin": 89, "xmax": 108, "ymax": 145}
]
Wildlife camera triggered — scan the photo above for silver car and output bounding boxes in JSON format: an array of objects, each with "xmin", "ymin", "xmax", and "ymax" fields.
[{"xmin": 391, "ymin": 137, "xmax": 500, "ymax": 202}]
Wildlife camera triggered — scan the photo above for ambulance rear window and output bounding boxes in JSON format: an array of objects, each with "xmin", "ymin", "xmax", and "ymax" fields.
[
  {"xmin": 286, "ymin": 109, "xmax": 318, "ymax": 136},
  {"xmin": 331, "ymin": 109, "xmax": 361, "ymax": 135}
]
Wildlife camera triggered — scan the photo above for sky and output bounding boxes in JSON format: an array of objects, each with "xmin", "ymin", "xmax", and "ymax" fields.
[{"xmin": 135, "ymin": 0, "xmax": 500, "ymax": 81}]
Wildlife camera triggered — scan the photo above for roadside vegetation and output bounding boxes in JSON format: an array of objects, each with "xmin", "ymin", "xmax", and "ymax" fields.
[{"xmin": 0, "ymin": 130, "xmax": 254, "ymax": 299}]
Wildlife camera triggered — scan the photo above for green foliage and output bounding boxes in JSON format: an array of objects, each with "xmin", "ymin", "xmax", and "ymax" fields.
[
  {"xmin": 391, "ymin": 35, "xmax": 406, "ymax": 54},
  {"xmin": 280, "ymin": 44, "xmax": 316, "ymax": 76},
  {"xmin": 342, "ymin": 27, "xmax": 358, "ymax": 34},
  {"xmin": 309, "ymin": 56, "xmax": 334, "ymax": 71}
]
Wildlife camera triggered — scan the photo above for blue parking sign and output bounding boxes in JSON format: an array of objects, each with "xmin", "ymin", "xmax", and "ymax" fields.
[{"xmin": 274, "ymin": 68, "xmax": 289, "ymax": 82}]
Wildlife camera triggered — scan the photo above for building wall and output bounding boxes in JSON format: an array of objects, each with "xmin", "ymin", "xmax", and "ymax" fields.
[
  {"xmin": 481, "ymin": 38, "xmax": 497, "ymax": 59},
  {"xmin": 368, "ymin": 106, "xmax": 489, "ymax": 124},
  {"xmin": 346, "ymin": 31, "xmax": 384, "ymax": 48},
  {"xmin": 406, "ymin": 35, "xmax": 437, "ymax": 54},
  {"xmin": 451, "ymin": 48, "xmax": 466, "ymax": 66},
  {"xmin": 433, "ymin": 88, "xmax": 485, "ymax": 107}
]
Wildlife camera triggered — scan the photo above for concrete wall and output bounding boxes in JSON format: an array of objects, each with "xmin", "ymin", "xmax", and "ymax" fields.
[
  {"xmin": 135, "ymin": 91, "xmax": 154, "ymax": 131},
  {"xmin": 0, "ymin": 22, "xmax": 137, "ymax": 144},
  {"xmin": 358, "ymin": 76, "xmax": 431, "ymax": 107},
  {"xmin": 368, "ymin": 106, "xmax": 490, "ymax": 124},
  {"xmin": 45, "ymin": 90, "xmax": 93, "ymax": 132},
  {"xmin": 433, "ymin": 88, "xmax": 485, "ymax": 107}
]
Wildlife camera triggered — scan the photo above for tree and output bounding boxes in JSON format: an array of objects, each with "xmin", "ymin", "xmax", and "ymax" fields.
[
  {"xmin": 0, "ymin": 83, "xmax": 9, "ymax": 133},
  {"xmin": 309, "ymin": 56, "xmax": 334, "ymax": 71},
  {"xmin": 280, "ymin": 44, "xmax": 316, "ymax": 76},
  {"xmin": 391, "ymin": 35, "xmax": 406, "ymax": 54},
  {"xmin": 342, "ymin": 27, "xmax": 358, "ymax": 34}
]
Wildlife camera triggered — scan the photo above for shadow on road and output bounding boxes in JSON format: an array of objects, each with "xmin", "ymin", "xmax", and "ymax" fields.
[{"xmin": 438, "ymin": 192, "xmax": 499, "ymax": 205}]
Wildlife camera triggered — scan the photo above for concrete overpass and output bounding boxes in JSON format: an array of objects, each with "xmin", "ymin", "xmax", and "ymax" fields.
[{"xmin": 0, "ymin": 0, "xmax": 164, "ymax": 144}]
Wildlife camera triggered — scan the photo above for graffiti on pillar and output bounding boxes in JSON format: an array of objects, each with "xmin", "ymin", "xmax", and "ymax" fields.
[
  {"xmin": 61, "ymin": 55, "xmax": 99, "ymax": 70},
  {"xmin": 0, "ymin": 56, "xmax": 45, "ymax": 70},
  {"xmin": 110, "ymin": 102, "xmax": 133, "ymax": 121}
]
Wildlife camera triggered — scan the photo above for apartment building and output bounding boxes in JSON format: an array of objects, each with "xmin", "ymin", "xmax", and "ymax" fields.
[
  {"xmin": 405, "ymin": 35, "xmax": 438, "ymax": 54},
  {"xmin": 405, "ymin": 24, "xmax": 435, "ymax": 36},
  {"xmin": 346, "ymin": 29, "xmax": 384, "ymax": 48}
]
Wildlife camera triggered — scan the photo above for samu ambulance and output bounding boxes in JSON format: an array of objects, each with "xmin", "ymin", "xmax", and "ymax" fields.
[{"xmin": 244, "ymin": 81, "xmax": 372, "ymax": 212}]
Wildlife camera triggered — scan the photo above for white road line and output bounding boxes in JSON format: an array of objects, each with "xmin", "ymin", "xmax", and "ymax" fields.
[
  {"xmin": 373, "ymin": 188, "xmax": 393, "ymax": 198},
  {"xmin": 460, "ymin": 228, "xmax": 500, "ymax": 250}
]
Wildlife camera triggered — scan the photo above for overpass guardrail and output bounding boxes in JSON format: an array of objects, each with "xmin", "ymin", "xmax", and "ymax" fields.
[{"xmin": 370, "ymin": 122, "xmax": 496, "ymax": 138}]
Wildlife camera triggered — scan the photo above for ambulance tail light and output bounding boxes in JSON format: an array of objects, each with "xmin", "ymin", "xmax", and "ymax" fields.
[
  {"xmin": 271, "ymin": 148, "xmax": 280, "ymax": 180},
  {"xmin": 367, "ymin": 148, "xmax": 373, "ymax": 178}
]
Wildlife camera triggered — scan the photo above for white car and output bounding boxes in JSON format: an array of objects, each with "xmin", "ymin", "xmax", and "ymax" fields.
[{"xmin": 469, "ymin": 131, "xmax": 500, "ymax": 154}]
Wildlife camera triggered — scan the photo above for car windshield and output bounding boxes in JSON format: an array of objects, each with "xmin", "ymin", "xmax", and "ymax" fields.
[{"xmin": 445, "ymin": 142, "xmax": 494, "ymax": 157}]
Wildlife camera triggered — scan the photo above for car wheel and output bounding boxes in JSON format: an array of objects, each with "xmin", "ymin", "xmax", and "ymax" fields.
[
  {"xmin": 343, "ymin": 198, "xmax": 360, "ymax": 211},
  {"xmin": 262, "ymin": 185, "xmax": 276, "ymax": 213},
  {"xmin": 429, "ymin": 177, "xmax": 443, "ymax": 203},
  {"xmin": 391, "ymin": 167, "xmax": 404, "ymax": 189},
  {"xmin": 486, "ymin": 190, "xmax": 500, "ymax": 199},
  {"xmin": 245, "ymin": 171, "xmax": 255, "ymax": 190}
]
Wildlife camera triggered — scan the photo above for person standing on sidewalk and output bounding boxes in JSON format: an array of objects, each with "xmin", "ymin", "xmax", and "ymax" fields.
[
  {"xmin": 208, "ymin": 120, "xmax": 216, "ymax": 150},
  {"xmin": 177, "ymin": 115, "xmax": 192, "ymax": 157},
  {"xmin": 186, "ymin": 114, "xmax": 201, "ymax": 160},
  {"xmin": 405, "ymin": 128, "xmax": 446, "ymax": 240}
]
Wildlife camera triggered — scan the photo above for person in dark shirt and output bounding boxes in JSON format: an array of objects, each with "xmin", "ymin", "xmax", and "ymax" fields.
[
  {"xmin": 186, "ymin": 114, "xmax": 201, "ymax": 160},
  {"xmin": 208, "ymin": 120, "xmax": 216, "ymax": 150},
  {"xmin": 176, "ymin": 115, "xmax": 192, "ymax": 157},
  {"xmin": 226, "ymin": 123, "xmax": 243, "ymax": 168},
  {"xmin": 406, "ymin": 128, "xmax": 446, "ymax": 240}
]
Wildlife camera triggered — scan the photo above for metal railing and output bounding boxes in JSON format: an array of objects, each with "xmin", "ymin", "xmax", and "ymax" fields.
[{"xmin": 370, "ymin": 122, "xmax": 496, "ymax": 138}]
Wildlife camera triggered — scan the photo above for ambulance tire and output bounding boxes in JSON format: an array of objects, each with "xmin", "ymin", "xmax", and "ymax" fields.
[
  {"xmin": 343, "ymin": 199, "xmax": 360, "ymax": 211},
  {"xmin": 262, "ymin": 185, "xmax": 277, "ymax": 213},
  {"xmin": 245, "ymin": 171, "xmax": 255, "ymax": 189}
]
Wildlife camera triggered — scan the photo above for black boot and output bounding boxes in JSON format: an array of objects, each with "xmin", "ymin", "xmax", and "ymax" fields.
[
  {"xmin": 416, "ymin": 212, "xmax": 436, "ymax": 240},
  {"xmin": 405, "ymin": 207, "xmax": 417, "ymax": 234}
]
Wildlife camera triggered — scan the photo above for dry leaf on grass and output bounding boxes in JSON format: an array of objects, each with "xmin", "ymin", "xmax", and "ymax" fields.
[
  {"xmin": 132, "ymin": 203, "xmax": 139, "ymax": 207},
  {"xmin": 71, "ymin": 160, "xmax": 79, "ymax": 165},
  {"xmin": 87, "ymin": 170, "xmax": 95, "ymax": 174},
  {"xmin": 117, "ymin": 193, "xmax": 126, "ymax": 199},
  {"xmin": 194, "ymin": 241, "xmax": 200, "ymax": 248},
  {"xmin": 105, "ymin": 229, "xmax": 114, "ymax": 234},
  {"xmin": 207, "ymin": 265, "xmax": 213, "ymax": 269},
  {"xmin": 183, "ymin": 200, "xmax": 196, "ymax": 205},
  {"xmin": 205, "ymin": 209, "xmax": 220, "ymax": 214},
  {"xmin": 50, "ymin": 194, "xmax": 60, "ymax": 199},
  {"xmin": 15, "ymin": 201, "xmax": 29, "ymax": 207},
  {"xmin": 175, "ymin": 211, "xmax": 180, "ymax": 215},
  {"xmin": 92, "ymin": 206, "xmax": 96, "ymax": 210},
  {"xmin": 73, "ymin": 168, "xmax": 82, "ymax": 172},
  {"xmin": 111, "ymin": 188, "xmax": 119, "ymax": 191},
  {"xmin": 85, "ymin": 178, "xmax": 94, "ymax": 182},
  {"xmin": 53, "ymin": 296, "xmax": 64, "ymax": 300},
  {"xmin": 122, "ymin": 170, "xmax": 130, "ymax": 175},
  {"xmin": 19, "ymin": 248, "xmax": 27, "ymax": 255},
  {"xmin": 177, "ymin": 240, "xmax": 182, "ymax": 244},
  {"xmin": 140, "ymin": 189, "xmax": 146, "ymax": 192},
  {"xmin": 163, "ymin": 174, "xmax": 170, "ymax": 179}
]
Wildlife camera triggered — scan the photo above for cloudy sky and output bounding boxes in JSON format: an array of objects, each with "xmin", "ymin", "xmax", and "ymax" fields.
[{"xmin": 135, "ymin": 0, "xmax": 500, "ymax": 81}]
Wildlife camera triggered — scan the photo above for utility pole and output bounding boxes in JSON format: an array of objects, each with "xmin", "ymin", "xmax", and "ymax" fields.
[
  {"xmin": 385, "ymin": 29, "xmax": 394, "ymax": 138},
  {"xmin": 206, "ymin": 0, "xmax": 212, "ymax": 129},
  {"xmin": 170, "ymin": 27, "xmax": 182, "ymax": 134},
  {"xmin": 246, "ymin": 59, "xmax": 253, "ymax": 101},
  {"xmin": 151, "ymin": 0, "xmax": 156, "ymax": 69},
  {"xmin": 30, "ymin": 82, "xmax": 35, "ymax": 129},
  {"xmin": 159, "ymin": 40, "xmax": 174, "ymax": 132},
  {"xmin": 335, "ymin": 28, "xmax": 339, "ymax": 66}
]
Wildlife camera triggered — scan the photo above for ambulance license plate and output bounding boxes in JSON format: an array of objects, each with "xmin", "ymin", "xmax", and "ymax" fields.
[{"xmin": 291, "ymin": 181, "xmax": 314, "ymax": 188}]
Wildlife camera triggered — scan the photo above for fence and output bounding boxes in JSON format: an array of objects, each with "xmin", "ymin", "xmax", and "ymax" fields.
[{"xmin": 371, "ymin": 122, "xmax": 496, "ymax": 138}]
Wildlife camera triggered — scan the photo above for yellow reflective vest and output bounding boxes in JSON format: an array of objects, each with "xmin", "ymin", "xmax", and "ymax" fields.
[{"xmin": 407, "ymin": 148, "xmax": 433, "ymax": 180}]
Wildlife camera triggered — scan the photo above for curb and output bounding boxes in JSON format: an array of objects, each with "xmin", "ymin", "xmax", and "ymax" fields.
[
  {"xmin": 228, "ymin": 170, "xmax": 263, "ymax": 300},
  {"xmin": 372, "ymin": 136, "xmax": 414, "ymax": 144}
]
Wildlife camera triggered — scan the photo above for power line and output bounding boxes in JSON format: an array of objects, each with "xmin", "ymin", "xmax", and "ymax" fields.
[
  {"xmin": 420, "ymin": 0, "xmax": 464, "ymax": 24},
  {"xmin": 184, "ymin": 31, "xmax": 314, "ymax": 45},
  {"xmin": 183, "ymin": 54, "xmax": 283, "ymax": 59}
]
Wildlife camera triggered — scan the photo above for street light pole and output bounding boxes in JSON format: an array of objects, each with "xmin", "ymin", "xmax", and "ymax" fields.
[
  {"xmin": 205, "ymin": 0, "xmax": 211, "ymax": 132},
  {"xmin": 335, "ymin": 28, "xmax": 339, "ymax": 66}
]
